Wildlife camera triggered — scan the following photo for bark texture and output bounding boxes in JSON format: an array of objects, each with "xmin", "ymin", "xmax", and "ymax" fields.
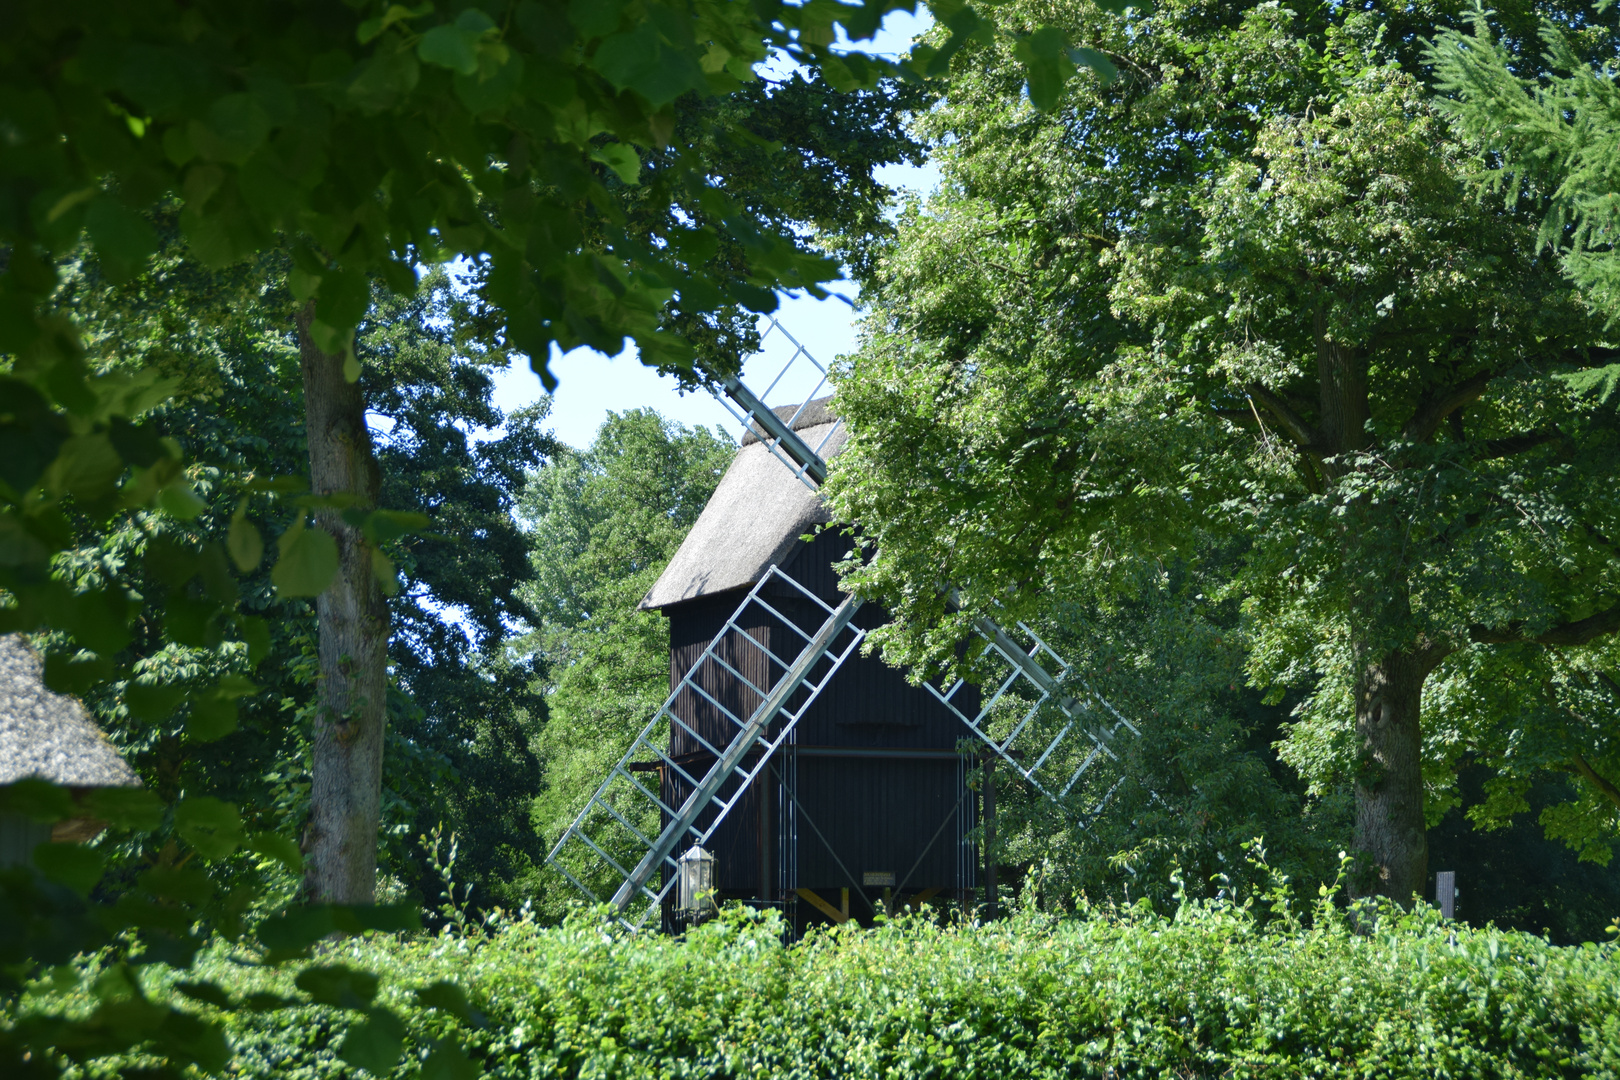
[
  {"xmin": 1350, "ymin": 648, "xmax": 1429, "ymax": 901},
  {"xmin": 296, "ymin": 307, "xmax": 389, "ymax": 905}
]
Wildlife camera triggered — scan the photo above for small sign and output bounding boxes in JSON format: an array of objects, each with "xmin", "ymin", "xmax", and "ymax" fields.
[
  {"xmin": 863, "ymin": 871, "xmax": 895, "ymax": 887},
  {"xmin": 1435, "ymin": 870, "xmax": 1456, "ymax": 920}
]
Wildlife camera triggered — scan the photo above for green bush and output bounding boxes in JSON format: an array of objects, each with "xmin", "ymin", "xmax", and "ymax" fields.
[{"xmin": 23, "ymin": 893, "xmax": 1620, "ymax": 1079}]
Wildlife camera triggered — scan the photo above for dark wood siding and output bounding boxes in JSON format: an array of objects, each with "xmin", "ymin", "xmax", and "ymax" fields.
[{"xmin": 660, "ymin": 531, "xmax": 982, "ymax": 909}]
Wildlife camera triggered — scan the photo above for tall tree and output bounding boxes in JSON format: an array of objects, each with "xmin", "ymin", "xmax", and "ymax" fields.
[
  {"xmin": 52, "ymin": 240, "xmax": 555, "ymax": 908},
  {"xmin": 824, "ymin": 0, "xmax": 1620, "ymax": 901}
]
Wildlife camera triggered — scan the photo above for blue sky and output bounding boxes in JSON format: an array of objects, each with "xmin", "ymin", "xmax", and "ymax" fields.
[{"xmin": 485, "ymin": 9, "xmax": 941, "ymax": 451}]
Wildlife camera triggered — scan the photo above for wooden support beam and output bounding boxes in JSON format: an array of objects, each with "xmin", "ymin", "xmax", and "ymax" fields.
[
  {"xmin": 905, "ymin": 887, "xmax": 942, "ymax": 911},
  {"xmin": 841, "ymin": 887, "xmax": 849, "ymax": 921},
  {"xmin": 795, "ymin": 887, "xmax": 848, "ymax": 925}
]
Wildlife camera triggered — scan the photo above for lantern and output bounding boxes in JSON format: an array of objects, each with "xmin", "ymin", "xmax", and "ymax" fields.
[{"xmin": 676, "ymin": 843, "xmax": 716, "ymax": 917}]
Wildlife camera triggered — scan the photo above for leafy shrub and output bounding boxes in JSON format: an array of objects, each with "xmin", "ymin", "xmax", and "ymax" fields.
[{"xmin": 23, "ymin": 884, "xmax": 1620, "ymax": 1080}]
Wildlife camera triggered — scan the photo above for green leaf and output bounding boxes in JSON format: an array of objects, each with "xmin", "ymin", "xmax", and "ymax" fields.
[
  {"xmin": 289, "ymin": 267, "xmax": 321, "ymax": 302},
  {"xmin": 236, "ymin": 614, "xmax": 272, "ymax": 665},
  {"xmin": 1069, "ymin": 46, "xmax": 1118, "ymax": 84},
  {"xmin": 174, "ymin": 980, "xmax": 234, "ymax": 1009},
  {"xmin": 364, "ymin": 508, "xmax": 432, "ymax": 542},
  {"xmin": 43, "ymin": 651, "xmax": 115, "ymax": 697},
  {"xmin": 296, "ymin": 964, "xmax": 381, "ymax": 1009},
  {"xmin": 49, "ymin": 432, "xmax": 123, "ymax": 501},
  {"xmin": 415, "ymin": 982, "xmax": 483, "ymax": 1026},
  {"xmin": 140, "ymin": 864, "xmax": 215, "ymax": 906},
  {"xmin": 187, "ymin": 693, "xmax": 239, "ymax": 741},
  {"xmin": 258, "ymin": 906, "xmax": 340, "ymax": 957},
  {"xmin": 82, "ymin": 787, "xmax": 164, "ymax": 832},
  {"xmin": 591, "ymin": 21, "xmax": 660, "ymax": 92},
  {"xmin": 158, "ymin": 479, "xmax": 208, "ymax": 520},
  {"xmin": 156, "ymin": 1010, "xmax": 231, "ymax": 1074},
  {"xmin": 228, "ymin": 499, "xmax": 265, "ymax": 571},
  {"xmin": 245, "ymin": 830, "xmax": 304, "ymax": 874},
  {"xmin": 192, "ymin": 93, "xmax": 272, "ymax": 164},
  {"xmin": 174, "ymin": 797, "xmax": 244, "ymax": 860},
  {"xmin": 569, "ymin": 0, "xmax": 626, "ymax": 38},
  {"xmin": 453, "ymin": 49, "xmax": 525, "ymax": 115},
  {"xmin": 272, "ymin": 513, "xmax": 339, "ymax": 598},
  {"xmin": 419, "ymin": 25, "xmax": 482, "ymax": 75},
  {"xmin": 314, "ymin": 266, "xmax": 371, "ymax": 332},
  {"xmin": 124, "ymin": 680, "xmax": 187, "ymax": 722},
  {"xmin": 85, "ymin": 198, "xmax": 158, "ymax": 283},
  {"xmin": 590, "ymin": 143, "xmax": 640, "ymax": 185},
  {"xmin": 1016, "ymin": 26, "xmax": 1074, "ymax": 111},
  {"xmin": 0, "ymin": 778, "xmax": 74, "ymax": 822},
  {"xmin": 108, "ymin": 414, "xmax": 165, "ymax": 468},
  {"xmin": 358, "ymin": 2, "xmax": 434, "ymax": 44},
  {"xmin": 349, "ymin": 39, "xmax": 422, "ymax": 112},
  {"xmin": 731, "ymin": 283, "xmax": 778, "ymax": 313},
  {"xmin": 33, "ymin": 842, "xmax": 106, "ymax": 896},
  {"xmin": 421, "ymin": 1037, "xmax": 481, "ymax": 1080},
  {"xmin": 340, "ymin": 1008, "xmax": 407, "ymax": 1073},
  {"xmin": 258, "ymin": 904, "xmax": 422, "ymax": 959}
]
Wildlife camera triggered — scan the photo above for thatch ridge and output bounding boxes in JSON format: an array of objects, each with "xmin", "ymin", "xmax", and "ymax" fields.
[{"xmin": 640, "ymin": 398, "xmax": 844, "ymax": 610}]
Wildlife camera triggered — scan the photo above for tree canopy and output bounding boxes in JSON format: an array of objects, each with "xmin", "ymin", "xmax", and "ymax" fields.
[{"xmin": 825, "ymin": 0, "xmax": 1620, "ymax": 899}]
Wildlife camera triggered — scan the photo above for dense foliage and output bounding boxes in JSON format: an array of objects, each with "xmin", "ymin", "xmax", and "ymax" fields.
[
  {"xmin": 45, "ymin": 240, "xmax": 555, "ymax": 914},
  {"xmin": 21, "ymin": 879, "xmax": 1620, "ymax": 1079},
  {"xmin": 824, "ymin": 0, "xmax": 1620, "ymax": 900},
  {"xmin": 1432, "ymin": 3, "xmax": 1620, "ymax": 328},
  {"xmin": 518, "ymin": 408, "xmax": 733, "ymax": 919}
]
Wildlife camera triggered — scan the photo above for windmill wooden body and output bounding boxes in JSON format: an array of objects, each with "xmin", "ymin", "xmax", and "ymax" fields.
[
  {"xmin": 545, "ymin": 321, "xmax": 1145, "ymax": 931},
  {"xmin": 637, "ymin": 399, "xmax": 978, "ymax": 929}
]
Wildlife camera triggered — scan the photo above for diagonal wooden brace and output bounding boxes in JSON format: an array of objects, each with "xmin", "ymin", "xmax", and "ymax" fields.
[{"xmin": 610, "ymin": 592, "xmax": 863, "ymax": 913}]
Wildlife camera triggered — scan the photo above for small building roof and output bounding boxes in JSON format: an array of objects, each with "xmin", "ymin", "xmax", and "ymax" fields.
[
  {"xmin": 0, "ymin": 635, "xmax": 139, "ymax": 788},
  {"xmin": 640, "ymin": 399, "xmax": 846, "ymax": 611}
]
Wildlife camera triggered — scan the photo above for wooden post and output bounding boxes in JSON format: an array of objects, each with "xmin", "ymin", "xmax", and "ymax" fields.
[
  {"xmin": 840, "ymin": 887, "xmax": 849, "ymax": 921},
  {"xmin": 983, "ymin": 755, "xmax": 998, "ymax": 919},
  {"xmin": 759, "ymin": 753, "xmax": 774, "ymax": 908},
  {"xmin": 1435, "ymin": 870, "xmax": 1456, "ymax": 920}
]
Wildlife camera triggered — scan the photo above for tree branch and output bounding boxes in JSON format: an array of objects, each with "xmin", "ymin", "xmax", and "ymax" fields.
[
  {"xmin": 1246, "ymin": 382, "xmax": 1319, "ymax": 450},
  {"xmin": 1470, "ymin": 599, "xmax": 1620, "ymax": 646},
  {"xmin": 1402, "ymin": 369, "xmax": 1495, "ymax": 443},
  {"xmin": 1568, "ymin": 752, "xmax": 1620, "ymax": 813},
  {"xmin": 1562, "ymin": 344, "xmax": 1620, "ymax": 368},
  {"xmin": 1480, "ymin": 428, "xmax": 1563, "ymax": 460}
]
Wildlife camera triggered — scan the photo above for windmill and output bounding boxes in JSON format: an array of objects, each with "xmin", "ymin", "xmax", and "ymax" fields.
[{"xmin": 544, "ymin": 319, "xmax": 1145, "ymax": 929}]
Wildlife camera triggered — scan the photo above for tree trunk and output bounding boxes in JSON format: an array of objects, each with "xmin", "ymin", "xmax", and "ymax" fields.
[
  {"xmin": 1314, "ymin": 309, "xmax": 1367, "ymax": 464},
  {"xmin": 296, "ymin": 306, "xmax": 389, "ymax": 905},
  {"xmin": 1350, "ymin": 647, "xmax": 1429, "ymax": 902}
]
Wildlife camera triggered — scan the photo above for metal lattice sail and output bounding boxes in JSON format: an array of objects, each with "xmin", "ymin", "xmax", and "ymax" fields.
[
  {"xmin": 545, "ymin": 566, "xmax": 866, "ymax": 927},
  {"xmin": 544, "ymin": 318, "xmax": 1147, "ymax": 923}
]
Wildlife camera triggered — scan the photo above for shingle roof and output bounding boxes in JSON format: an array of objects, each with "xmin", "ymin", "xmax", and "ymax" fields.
[
  {"xmin": 640, "ymin": 399, "xmax": 845, "ymax": 611},
  {"xmin": 0, "ymin": 635, "xmax": 139, "ymax": 788}
]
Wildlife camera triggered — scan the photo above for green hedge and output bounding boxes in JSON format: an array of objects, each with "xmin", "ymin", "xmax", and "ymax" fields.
[{"xmin": 26, "ymin": 897, "xmax": 1620, "ymax": 1079}]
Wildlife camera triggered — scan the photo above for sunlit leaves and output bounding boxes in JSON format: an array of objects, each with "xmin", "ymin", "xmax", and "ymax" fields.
[{"xmin": 271, "ymin": 512, "xmax": 340, "ymax": 598}]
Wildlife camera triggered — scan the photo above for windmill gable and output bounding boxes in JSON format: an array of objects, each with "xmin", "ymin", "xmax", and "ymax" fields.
[{"xmin": 639, "ymin": 400, "xmax": 848, "ymax": 611}]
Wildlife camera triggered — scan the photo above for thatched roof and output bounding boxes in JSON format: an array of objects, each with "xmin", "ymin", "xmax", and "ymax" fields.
[
  {"xmin": 641, "ymin": 399, "xmax": 846, "ymax": 611},
  {"xmin": 0, "ymin": 635, "xmax": 139, "ymax": 788}
]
